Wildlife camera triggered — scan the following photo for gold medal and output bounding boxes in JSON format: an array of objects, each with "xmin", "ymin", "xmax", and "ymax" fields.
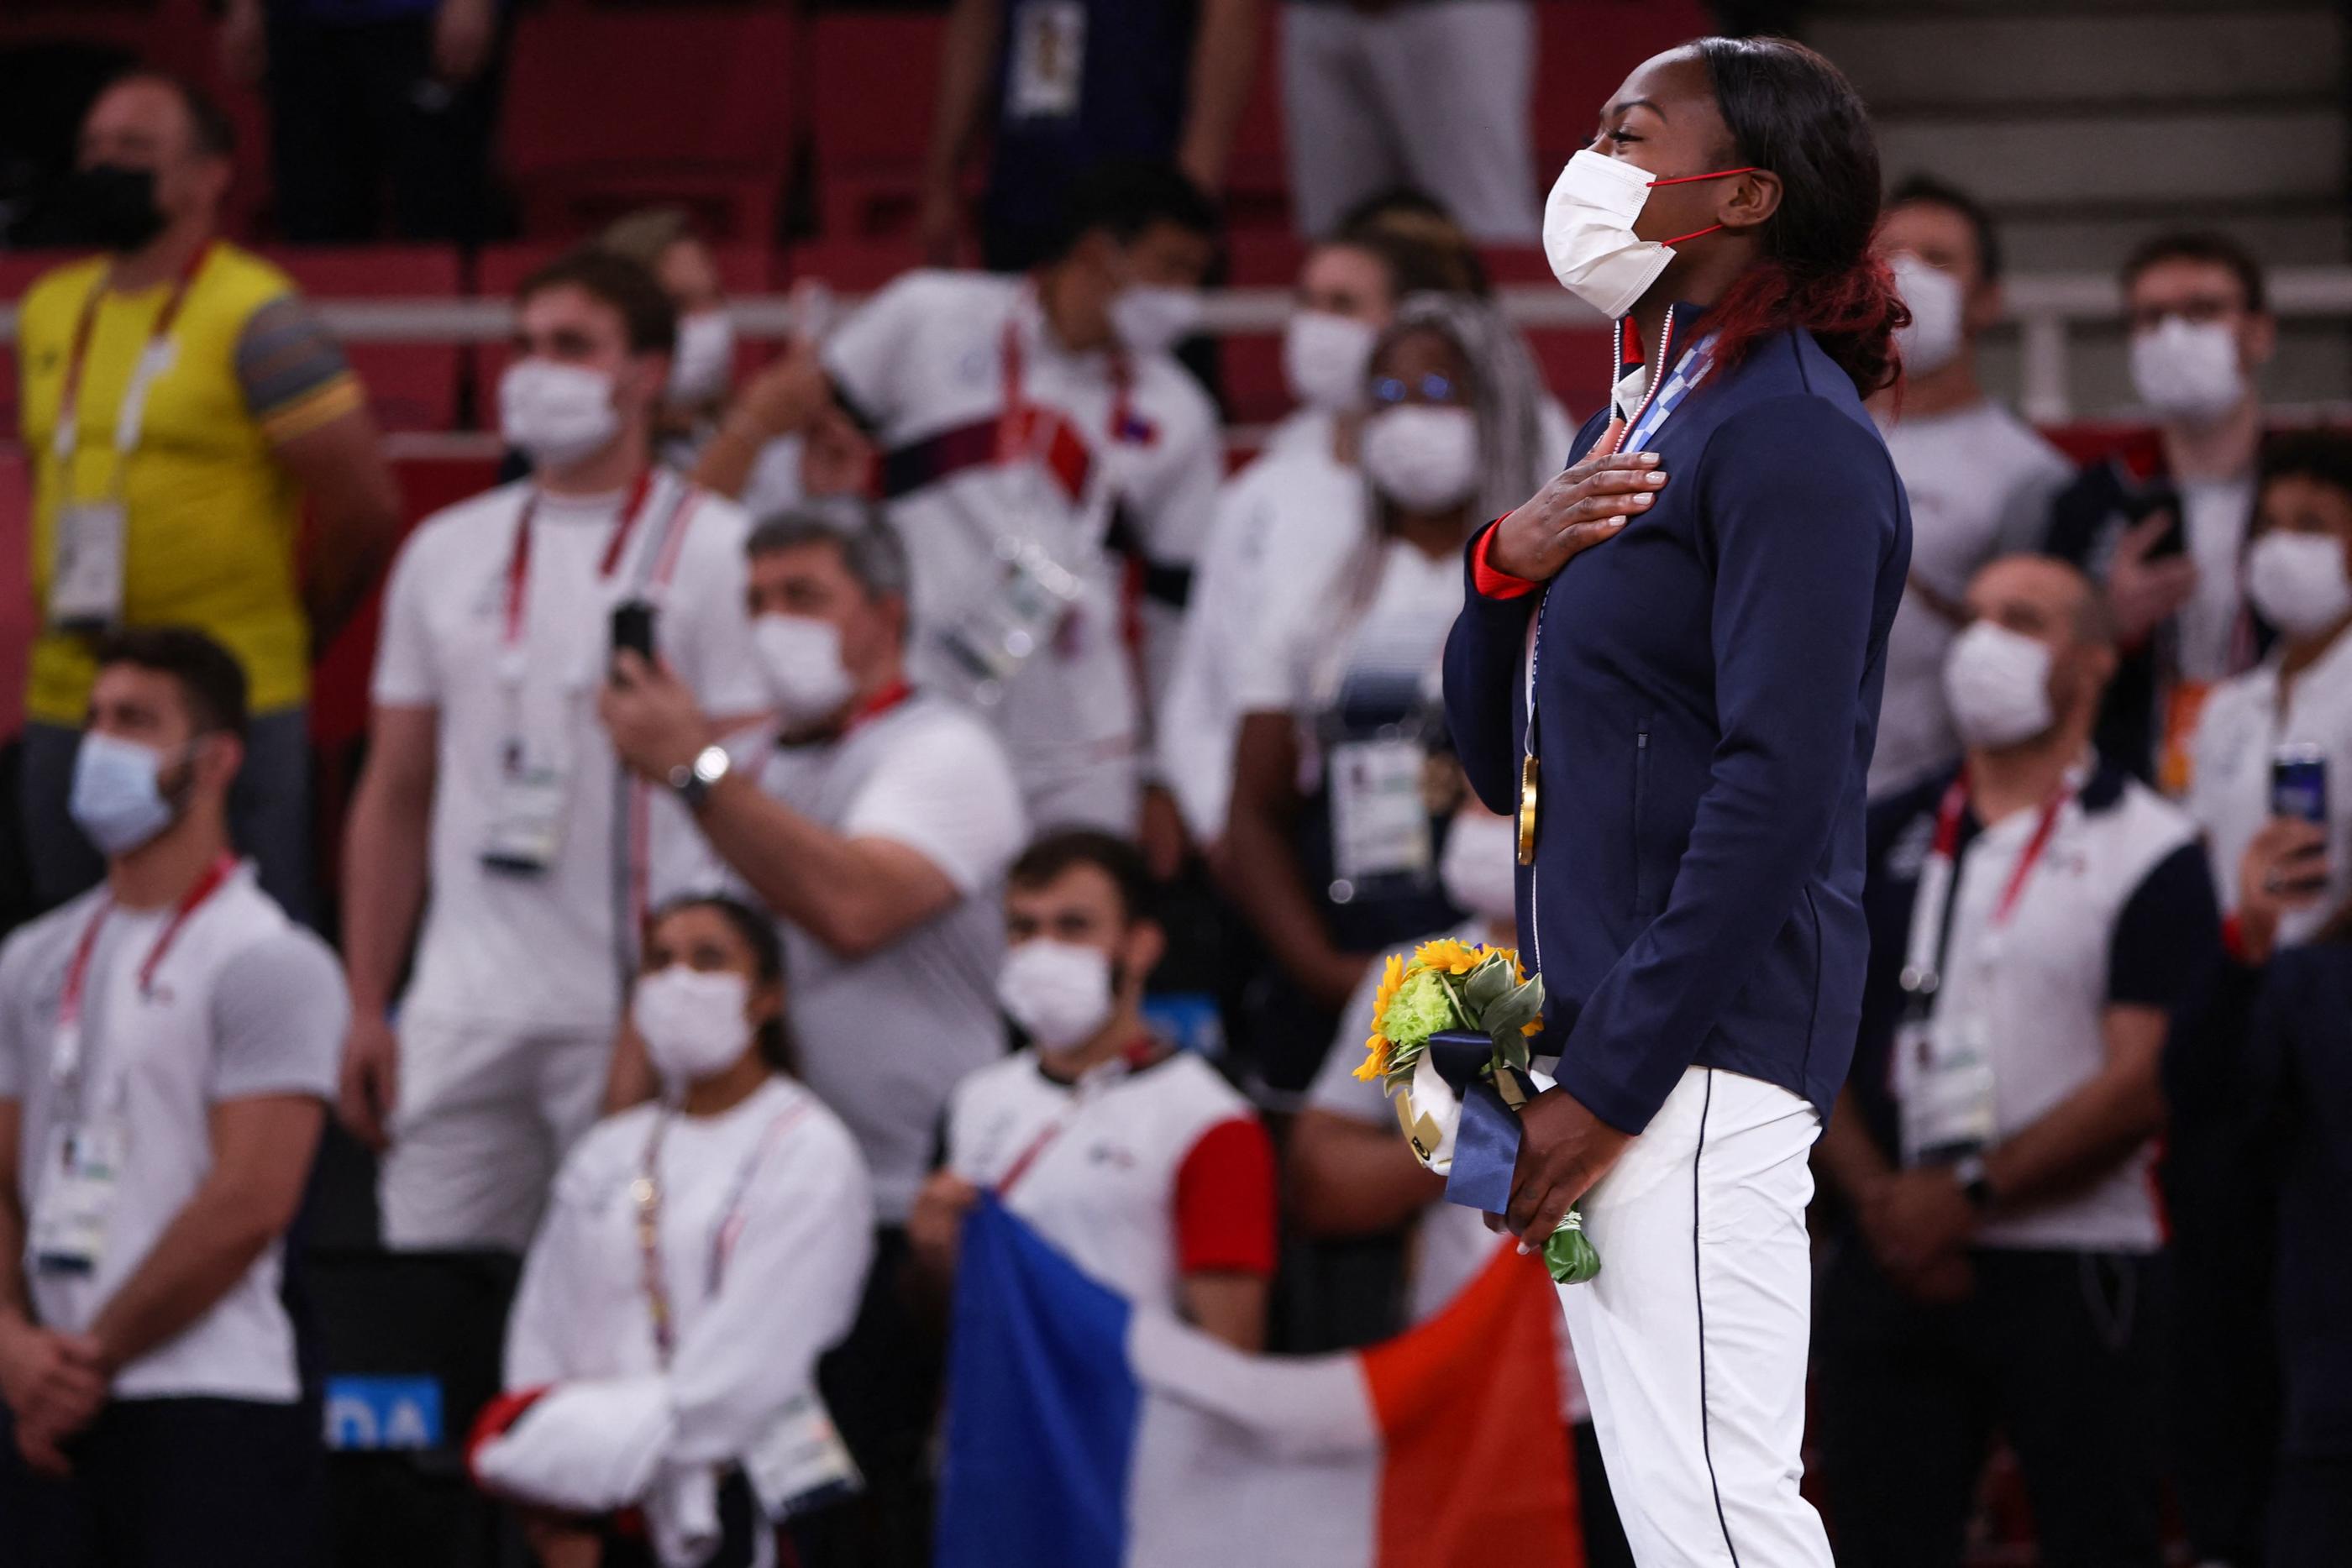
[{"xmin": 1517, "ymin": 753, "xmax": 1540, "ymax": 865}]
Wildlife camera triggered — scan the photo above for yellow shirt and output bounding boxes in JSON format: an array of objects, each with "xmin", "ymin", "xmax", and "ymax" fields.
[{"xmin": 18, "ymin": 242, "xmax": 362, "ymax": 722}]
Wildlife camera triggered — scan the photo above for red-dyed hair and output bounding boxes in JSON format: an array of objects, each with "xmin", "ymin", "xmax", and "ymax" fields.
[{"xmin": 1691, "ymin": 38, "xmax": 1909, "ymax": 396}]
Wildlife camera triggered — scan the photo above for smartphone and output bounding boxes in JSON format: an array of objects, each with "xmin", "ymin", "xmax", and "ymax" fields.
[
  {"xmin": 2120, "ymin": 485, "xmax": 2185, "ymax": 560},
  {"xmin": 2273, "ymin": 745, "xmax": 2328, "ymax": 826},
  {"xmin": 611, "ymin": 599, "xmax": 657, "ymax": 678}
]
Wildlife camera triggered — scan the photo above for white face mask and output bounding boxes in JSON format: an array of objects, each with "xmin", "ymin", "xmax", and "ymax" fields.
[
  {"xmin": 1944, "ymin": 620, "xmax": 2057, "ymax": 750},
  {"xmin": 997, "ymin": 938, "xmax": 1116, "ymax": 1051},
  {"xmin": 500, "ymin": 359, "xmax": 622, "ymax": 469},
  {"xmin": 69, "ymin": 731, "xmax": 185, "ymax": 856},
  {"xmin": 1283, "ymin": 309, "xmax": 1378, "ymax": 413},
  {"xmin": 2246, "ymin": 530, "xmax": 2352, "ymax": 641},
  {"xmin": 753, "ymin": 613, "xmax": 858, "ymax": 728},
  {"xmin": 1541, "ymin": 151, "xmax": 1679, "ymax": 320},
  {"xmin": 669, "ymin": 310, "xmax": 736, "ymax": 406},
  {"xmin": 1108, "ymin": 285, "xmax": 1205, "ymax": 358},
  {"xmin": 1361, "ymin": 404, "xmax": 1480, "ymax": 513},
  {"xmin": 2130, "ymin": 317, "xmax": 2245, "ymax": 426},
  {"xmin": 1439, "ymin": 810, "xmax": 1519, "ymax": 925},
  {"xmin": 632, "ymin": 967, "xmax": 754, "ymax": 1088},
  {"xmin": 1891, "ymin": 253, "xmax": 1965, "ymax": 377}
]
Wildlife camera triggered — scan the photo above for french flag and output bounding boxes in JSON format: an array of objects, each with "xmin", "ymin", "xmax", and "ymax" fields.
[{"xmin": 935, "ymin": 1198, "xmax": 1582, "ymax": 1568}]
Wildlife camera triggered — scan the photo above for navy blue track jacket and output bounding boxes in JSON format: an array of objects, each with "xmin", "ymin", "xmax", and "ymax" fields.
[{"xmin": 1442, "ymin": 323, "xmax": 1912, "ymax": 1135}]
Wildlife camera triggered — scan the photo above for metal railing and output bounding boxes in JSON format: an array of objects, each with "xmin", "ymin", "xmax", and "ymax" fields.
[{"xmin": 7, "ymin": 266, "xmax": 2352, "ymax": 422}]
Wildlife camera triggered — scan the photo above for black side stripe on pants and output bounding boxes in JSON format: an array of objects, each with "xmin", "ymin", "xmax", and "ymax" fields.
[{"xmin": 1695, "ymin": 1068, "xmax": 1743, "ymax": 1565}]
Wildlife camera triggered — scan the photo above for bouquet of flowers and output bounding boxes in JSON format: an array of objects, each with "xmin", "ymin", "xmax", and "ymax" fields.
[{"xmin": 1356, "ymin": 939, "xmax": 1601, "ymax": 1285}]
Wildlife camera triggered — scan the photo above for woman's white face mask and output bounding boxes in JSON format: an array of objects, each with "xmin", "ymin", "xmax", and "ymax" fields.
[
  {"xmin": 1541, "ymin": 150, "xmax": 1754, "ymax": 320},
  {"xmin": 632, "ymin": 967, "xmax": 755, "ymax": 1088},
  {"xmin": 1361, "ymin": 405, "xmax": 1480, "ymax": 513},
  {"xmin": 2246, "ymin": 530, "xmax": 2352, "ymax": 641}
]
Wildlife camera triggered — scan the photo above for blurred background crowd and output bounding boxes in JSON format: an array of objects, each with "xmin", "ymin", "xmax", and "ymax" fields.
[{"xmin": 0, "ymin": 1, "xmax": 2347, "ymax": 1565}]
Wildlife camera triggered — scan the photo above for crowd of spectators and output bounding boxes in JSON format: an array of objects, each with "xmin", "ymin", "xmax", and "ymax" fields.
[{"xmin": 0, "ymin": 32, "xmax": 2349, "ymax": 1568}]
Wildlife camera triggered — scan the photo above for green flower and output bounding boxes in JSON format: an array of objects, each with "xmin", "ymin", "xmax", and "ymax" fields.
[{"xmin": 1382, "ymin": 969, "xmax": 1462, "ymax": 1052}]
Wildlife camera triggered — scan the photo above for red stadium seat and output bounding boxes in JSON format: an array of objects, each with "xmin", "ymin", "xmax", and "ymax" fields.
[
  {"xmin": 260, "ymin": 245, "xmax": 464, "ymax": 433},
  {"xmin": 499, "ymin": 5, "xmax": 804, "ymax": 244},
  {"xmin": 785, "ymin": 236, "xmax": 931, "ymax": 296},
  {"xmin": 1221, "ymin": 6, "xmax": 1293, "ymax": 235},
  {"xmin": 807, "ymin": 12, "xmax": 946, "ymax": 241},
  {"xmin": 1531, "ymin": 0, "xmax": 1714, "ymax": 174}
]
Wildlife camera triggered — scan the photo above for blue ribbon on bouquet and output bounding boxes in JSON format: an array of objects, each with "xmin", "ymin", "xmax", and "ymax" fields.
[{"xmin": 1425, "ymin": 1030, "xmax": 1534, "ymax": 1219}]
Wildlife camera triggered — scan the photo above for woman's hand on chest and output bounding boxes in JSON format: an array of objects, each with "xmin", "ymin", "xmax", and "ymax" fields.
[{"xmin": 1486, "ymin": 448, "xmax": 1671, "ymax": 583}]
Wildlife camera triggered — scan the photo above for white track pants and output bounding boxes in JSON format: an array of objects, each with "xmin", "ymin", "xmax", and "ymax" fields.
[{"xmin": 1558, "ymin": 1067, "xmax": 1834, "ymax": 1567}]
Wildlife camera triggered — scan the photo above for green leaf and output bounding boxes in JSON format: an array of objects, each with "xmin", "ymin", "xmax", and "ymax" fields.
[
  {"xmin": 1482, "ymin": 985, "xmax": 1543, "ymax": 1043},
  {"xmin": 1544, "ymin": 1209, "xmax": 1602, "ymax": 1285},
  {"xmin": 1462, "ymin": 957, "xmax": 1515, "ymax": 1012},
  {"xmin": 1497, "ymin": 1031, "xmax": 1531, "ymax": 1073}
]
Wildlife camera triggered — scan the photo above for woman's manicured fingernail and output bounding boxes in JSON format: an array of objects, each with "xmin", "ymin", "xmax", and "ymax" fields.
[
  {"xmin": 1605, "ymin": 517, "xmax": 1627, "ymax": 529},
  {"xmin": 1516, "ymin": 1241, "xmax": 1534, "ymax": 1256},
  {"xmin": 1638, "ymin": 451, "xmax": 1662, "ymax": 464},
  {"xmin": 1646, "ymin": 472, "xmax": 1668, "ymax": 485},
  {"xmin": 1632, "ymin": 492, "xmax": 1654, "ymax": 506}
]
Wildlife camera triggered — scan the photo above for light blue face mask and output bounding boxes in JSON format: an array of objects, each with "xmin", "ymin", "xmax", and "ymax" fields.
[{"xmin": 70, "ymin": 731, "xmax": 187, "ymax": 856}]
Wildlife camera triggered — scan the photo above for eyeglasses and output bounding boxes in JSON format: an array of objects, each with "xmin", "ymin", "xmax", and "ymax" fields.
[{"xmin": 1370, "ymin": 372, "xmax": 1462, "ymax": 407}]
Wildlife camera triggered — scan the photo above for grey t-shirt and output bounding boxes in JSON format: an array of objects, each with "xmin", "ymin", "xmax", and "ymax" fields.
[{"xmin": 1872, "ymin": 399, "xmax": 2076, "ymax": 798}]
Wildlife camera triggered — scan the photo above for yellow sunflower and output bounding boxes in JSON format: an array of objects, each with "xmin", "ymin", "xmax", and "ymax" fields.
[
  {"xmin": 1355, "ymin": 952, "xmax": 1408, "ymax": 1081},
  {"xmin": 1415, "ymin": 937, "xmax": 1483, "ymax": 974}
]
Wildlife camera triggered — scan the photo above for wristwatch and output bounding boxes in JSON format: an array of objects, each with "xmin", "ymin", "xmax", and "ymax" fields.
[
  {"xmin": 1950, "ymin": 1151, "xmax": 1995, "ymax": 1212},
  {"xmin": 669, "ymin": 744, "xmax": 731, "ymax": 810}
]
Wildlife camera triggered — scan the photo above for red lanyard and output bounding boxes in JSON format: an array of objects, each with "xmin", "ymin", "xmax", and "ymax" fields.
[
  {"xmin": 501, "ymin": 469, "xmax": 696, "ymax": 649},
  {"xmin": 993, "ymin": 1040, "xmax": 1158, "ymax": 1198},
  {"xmin": 1931, "ymin": 775, "xmax": 2074, "ymax": 928},
  {"xmin": 997, "ymin": 302, "xmax": 1133, "ymax": 460},
  {"xmin": 633, "ymin": 1098, "xmax": 811, "ymax": 1362},
  {"xmin": 53, "ymin": 242, "xmax": 213, "ymax": 458},
  {"xmin": 54, "ymin": 852, "xmax": 240, "ymax": 1089}
]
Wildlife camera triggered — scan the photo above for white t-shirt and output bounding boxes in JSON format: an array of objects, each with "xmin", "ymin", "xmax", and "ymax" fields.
[
  {"xmin": 822, "ymin": 270, "xmax": 1221, "ymax": 828},
  {"xmin": 2177, "ymin": 473, "xmax": 2260, "ymax": 684},
  {"xmin": 2187, "ymin": 628, "xmax": 2352, "ymax": 945},
  {"xmin": 1305, "ymin": 918, "xmax": 1588, "ymax": 1423},
  {"xmin": 0, "ymin": 866, "xmax": 346, "ymax": 1402},
  {"xmin": 502, "ymin": 1076, "xmax": 872, "ymax": 1553},
  {"xmin": 1235, "ymin": 533, "xmax": 1463, "ymax": 721},
  {"xmin": 370, "ymin": 472, "xmax": 766, "ymax": 1031},
  {"xmin": 1872, "ymin": 400, "xmax": 2074, "ymax": 797},
  {"xmin": 720, "ymin": 694, "xmax": 1026, "ymax": 1223},
  {"xmin": 944, "ymin": 1047, "xmax": 1273, "ymax": 1314},
  {"xmin": 1157, "ymin": 438, "xmax": 1370, "ymax": 842},
  {"xmin": 1898, "ymin": 768, "xmax": 2209, "ymax": 1251}
]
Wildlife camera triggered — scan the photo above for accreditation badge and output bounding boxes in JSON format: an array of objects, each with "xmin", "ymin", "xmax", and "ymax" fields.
[
  {"xmin": 29, "ymin": 1120, "xmax": 129, "ymax": 1276},
  {"xmin": 1006, "ymin": 0, "xmax": 1085, "ymax": 119},
  {"xmin": 744, "ymin": 1388, "xmax": 863, "ymax": 1520},
  {"xmin": 1327, "ymin": 737, "xmax": 1431, "ymax": 897},
  {"xmin": 49, "ymin": 501, "xmax": 129, "ymax": 632},
  {"xmin": 1898, "ymin": 1014, "xmax": 1998, "ymax": 1167},
  {"xmin": 480, "ymin": 750, "xmax": 570, "ymax": 875}
]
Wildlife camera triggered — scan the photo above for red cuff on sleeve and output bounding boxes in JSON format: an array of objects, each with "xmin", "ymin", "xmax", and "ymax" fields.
[
  {"xmin": 465, "ymin": 1385, "xmax": 550, "ymax": 1491},
  {"xmin": 1472, "ymin": 520, "xmax": 1540, "ymax": 600},
  {"xmin": 2221, "ymin": 910, "xmax": 2249, "ymax": 965},
  {"xmin": 1173, "ymin": 1117, "xmax": 1278, "ymax": 1277}
]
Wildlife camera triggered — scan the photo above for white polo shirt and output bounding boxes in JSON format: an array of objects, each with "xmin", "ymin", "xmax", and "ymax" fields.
[
  {"xmin": 693, "ymin": 691, "xmax": 1026, "ymax": 1224},
  {"xmin": 370, "ymin": 471, "xmax": 766, "ymax": 1033},
  {"xmin": 2187, "ymin": 627, "xmax": 2352, "ymax": 947},
  {"xmin": 1889, "ymin": 762, "xmax": 2215, "ymax": 1252},
  {"xmin": 1156, "ymin": 438, "xmax": 1369, "ymax": 842},
  {"xmin": 0, "ymin": 863, "xmax": 346, "ymax": 1403},
  {"xmin": 822, "ymin": 270, "xmax": 1221, "ymax": 830},
  {"xmin": 943, "ymin": 1046, "xmax": 1275, "ymax": 1313},
  {"xmin": 1872, "ymin": 399, "xmax": 2074, "ymax": 797}
]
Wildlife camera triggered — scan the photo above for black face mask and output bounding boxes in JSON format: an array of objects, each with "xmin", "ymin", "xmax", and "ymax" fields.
[{"xmin": 68, "ymin": 165, "xmax": 166, "ymax": 253}]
